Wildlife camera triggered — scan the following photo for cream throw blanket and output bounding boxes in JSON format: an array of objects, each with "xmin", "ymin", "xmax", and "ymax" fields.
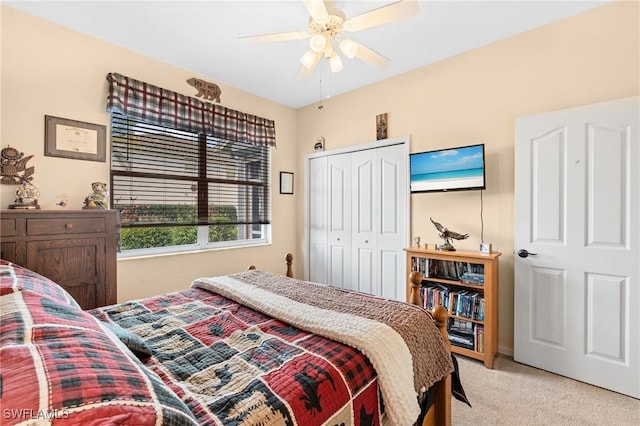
[{"xmin": 192, "ymin": 270, "xmax": 453, "ymax": 426}]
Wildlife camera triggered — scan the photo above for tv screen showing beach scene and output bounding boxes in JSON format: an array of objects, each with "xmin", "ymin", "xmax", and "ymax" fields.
[{"xmin": 410, "ymin": 144, "xmax": 485, "ymax": 193}]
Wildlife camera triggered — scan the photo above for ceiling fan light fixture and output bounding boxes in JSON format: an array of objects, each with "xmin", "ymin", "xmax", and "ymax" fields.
[
  {"xmin": 241, "ymin": 0, "xmax": 411, "ymax": 78},
  {"xmin": 329, "ymin": 53, "xmax": 343, "ymax": 73},
  {"xmin": 300, "ymin": 50, "xmax": 317, "ymax": 69},
  {"xmin": 339, "ymin": 39, "xmax": 359, "ymax": 59},
  {"xmin": 309, "ymin": 34, "xmax": 327, "ymax": 52}
]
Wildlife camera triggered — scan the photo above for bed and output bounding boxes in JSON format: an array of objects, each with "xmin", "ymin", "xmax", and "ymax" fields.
[{"xmin": 0, "ymin": 256, "xmax": 455, "ymax": 425}]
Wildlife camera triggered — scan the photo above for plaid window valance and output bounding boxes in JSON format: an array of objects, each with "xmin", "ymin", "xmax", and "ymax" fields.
[{"xmin": 106, "ymin": 72, "xmax": 276, "ymax": 147}]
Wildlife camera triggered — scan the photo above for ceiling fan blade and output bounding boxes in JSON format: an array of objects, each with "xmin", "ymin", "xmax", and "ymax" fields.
[
  {"xmin": 352, "ymin": 41, "xmax": 390, "ymax": 68},
  {"xmin": 297, "ymin": 52, "xmax": 322, "ymax": 79},
  {"xmin": 304, "ymin": 0, "xmax": 328, "ymax": 21},
  {"xmin": 239, "ymin": 30, "xmax": 309, "ymax": 45},
  {"xmin": 345, "ymin": 0, "xmax": 419, "ymax": 31}
]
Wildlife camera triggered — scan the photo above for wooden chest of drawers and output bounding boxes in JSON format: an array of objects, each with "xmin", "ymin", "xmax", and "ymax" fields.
[{"xmin": 1, "ymin": 210, "xmax": 118, "ymax": 309}]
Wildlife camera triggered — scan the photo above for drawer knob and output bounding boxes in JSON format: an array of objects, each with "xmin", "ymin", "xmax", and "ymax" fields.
[{"xmin": 65, "ymin": 223, "xmax": 73, "ymax": 229}]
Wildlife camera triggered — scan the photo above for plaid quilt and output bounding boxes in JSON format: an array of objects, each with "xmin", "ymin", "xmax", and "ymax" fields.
[
  {"xmin": 0, "ymin": 261, "xmax": 198, "ymax": 425},
  {"xmin": 1, "ymin": 260, "xmax": 450, "ymax": 426},
  {"xmin": 192, "ymin": 271, "xmax": 454, "ymax": 425},
  {"xmin": 91, "ymin": 287, "xmax": 383, "ymax": 425}
]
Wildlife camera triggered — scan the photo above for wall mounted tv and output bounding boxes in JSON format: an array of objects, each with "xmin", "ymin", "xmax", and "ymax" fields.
[{"xmin": 410, "ymin": 144, "xmax": 486, "ymax": 193}]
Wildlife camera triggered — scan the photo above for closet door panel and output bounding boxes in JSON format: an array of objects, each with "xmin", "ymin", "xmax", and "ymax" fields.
[
  {"xmin": 327, "ymin": 154, "xmax": 352, "ymax": 289},
  {"xmin": 352, "ymin": 149, "xmax": 378, "ymax": 294},
  {"xmin": 379, "ymin": 249, "xmax": 401, "ymax": 299},
  {"xmin": 329, "ymin": 245, "xmax": 349, "ymax": 289},
  {"xmin": 377, "ymin": 145, "xmax": 408, "ymax": 301},
  {"xmin": 308, "ymin": 157, "xmax": 328, "ymax": 284},
  {"xmin": 353, "ymin": 154, "xmax": 376, "ymax": 235},
  {"xmin": 354, "ymin": 246, "xmax": 375, "ymax": 294}
]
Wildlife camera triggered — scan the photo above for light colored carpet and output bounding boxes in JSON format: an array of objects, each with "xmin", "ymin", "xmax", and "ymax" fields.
[{"xmin": 452, "ymin": 355, "xmax": 640, "ymax": 426}]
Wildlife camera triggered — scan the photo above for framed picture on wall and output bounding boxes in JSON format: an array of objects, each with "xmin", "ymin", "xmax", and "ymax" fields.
[
  {"xmin": 44, "ymin": 115, "xmax": 106, "ymax": 162},
  {"xmin": 280, "ymin": 171, "xmax": 294, "ymax": 195}
]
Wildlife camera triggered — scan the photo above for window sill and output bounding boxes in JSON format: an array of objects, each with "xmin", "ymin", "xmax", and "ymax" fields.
[{"xmin": 117, "ymin": 241, "xmax": 271, "ymax": 262}]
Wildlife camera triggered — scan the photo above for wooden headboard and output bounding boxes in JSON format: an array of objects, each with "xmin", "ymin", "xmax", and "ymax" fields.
[{"xmin": 248, "ymin": 253, "xmax": 293, "ymax": 278}]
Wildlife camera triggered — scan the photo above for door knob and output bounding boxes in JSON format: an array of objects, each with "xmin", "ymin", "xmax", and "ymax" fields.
[{"xmin": 517, "ymin": 249, "xmax": 538, "ymax": 258}]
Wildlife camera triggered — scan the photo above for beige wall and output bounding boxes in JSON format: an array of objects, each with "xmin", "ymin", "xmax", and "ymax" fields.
[
  {"xmin": 295, "ymin": 1, "xmax": 639, "ymax": 354},
  {"xmin": 1, "ymin": 6, "xmax": 299, "ymax": 301},
  {"xmin": 297, "ymin": 2, "xmax": 640, "ymax": 353},
  {"xmin": 2, "ymin": 2, "xmax": 638, "ymax": 355}
]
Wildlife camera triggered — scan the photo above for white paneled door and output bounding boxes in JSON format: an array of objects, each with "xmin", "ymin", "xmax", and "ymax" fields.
[{"xmin": 514, "ymin": 97, "xmax": 639, "ymax": 398}]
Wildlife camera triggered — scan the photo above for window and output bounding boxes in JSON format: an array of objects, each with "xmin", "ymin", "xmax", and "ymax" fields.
[{"xmin": 110, "ymin": 113, "xmax": 270, "ymax": 255}]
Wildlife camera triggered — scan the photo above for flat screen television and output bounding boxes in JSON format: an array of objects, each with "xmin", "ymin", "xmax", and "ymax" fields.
[{"xmin": 410, "ymin": 143, "xmax": 486, "ymax": 193}]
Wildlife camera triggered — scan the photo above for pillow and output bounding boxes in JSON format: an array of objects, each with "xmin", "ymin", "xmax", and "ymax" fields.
[
  {"xmin": 0, "ymin": 289, "xmax": 197, "ymax": 425},
  {"xmin": 100, "ymin": 320, "xmax": 154, "ymax": 359},
  {"xmin": 0, "ymin": 260, "xmax": 80, "ymax": 308}
]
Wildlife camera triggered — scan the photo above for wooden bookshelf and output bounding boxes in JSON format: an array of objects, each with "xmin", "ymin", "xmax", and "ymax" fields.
[{"xmin": 405, "ymin": 247, "xmax": 501, "ymax": 369}]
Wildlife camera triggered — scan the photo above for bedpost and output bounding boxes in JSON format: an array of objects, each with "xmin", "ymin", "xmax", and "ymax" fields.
[
  {"xmin": 429, "ymin": 305, "xmax": 452, "ymax": 426},
  {"xmin": 409, "ymin": 270, "xmax": 452, "ymax": 426},
  {"xmin": 285, "ymin": 253, "xmax": 293, "ymax": 278},
  {"xmin": 409, "ymin": 270, "xmax": 423, "ymax": 306},
  {"xmin": 247, "ymin": 254, "xmax": 292, "ymax": 277}
]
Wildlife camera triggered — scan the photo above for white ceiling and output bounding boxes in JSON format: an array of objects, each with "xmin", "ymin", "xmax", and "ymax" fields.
[{"xmin": 7, "ymin": 0, "xmax": 608, "ymax": 109}]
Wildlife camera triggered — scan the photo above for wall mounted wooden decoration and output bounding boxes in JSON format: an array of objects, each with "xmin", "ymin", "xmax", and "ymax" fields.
[
  {"xmin": 187, "ymin": 78, "xmax": 222, "ymax": 103},
  {"xmin": 1, "ymin": 146, "xmax": 34, "ymax": 185},
  {"xmin": 376, "ymin": 113, "xmax": 388, "ymax": 140}
]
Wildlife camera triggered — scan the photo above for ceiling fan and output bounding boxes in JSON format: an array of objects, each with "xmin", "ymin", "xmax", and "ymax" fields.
[{"xmin": 238, "ymin": 0, "xmax": 419, "ymax": 78}]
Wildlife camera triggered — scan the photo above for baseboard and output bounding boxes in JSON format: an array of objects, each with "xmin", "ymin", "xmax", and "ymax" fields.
[{"xmin": 498, "ymin": 344, "xmax": 514, "ymax": 358}]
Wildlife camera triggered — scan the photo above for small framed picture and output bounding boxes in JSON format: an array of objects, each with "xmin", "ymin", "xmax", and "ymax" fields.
[
  {"xmin": 280, "ymin": 171, "xmax": 294, "ymax": 195},
  {"xmin": 45, "ymin": 115, "xmax": 106, "ymax": 162}
]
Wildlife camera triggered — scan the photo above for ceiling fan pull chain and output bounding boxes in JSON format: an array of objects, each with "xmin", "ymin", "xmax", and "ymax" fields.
[{"xmin": 318, "ymin": 75, "xmax": 324, "ymax": 110}]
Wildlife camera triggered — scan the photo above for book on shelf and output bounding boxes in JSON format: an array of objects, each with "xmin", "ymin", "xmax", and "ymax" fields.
[
  {"xmin": 447, "ymin": 318, "xmax": 485, "ymax": 353},
  {"xmin": 411, "ymin": 256, "xmax": 430, "ymax": 277},
  {"xmin": 475, "ymin": 324, "xmax": 485, "ymax": 353},
  {"xmin": 411, "ymin": 258, "xmax": 486, "ymax": 283},
  {"xmin": 419, "ymin": 283, "xmax": 485, "ymax": 321},
  {"xmin": 420, "ymin": 284, "xmax": 450, "ymax": 311},
  {"xmin": 448, "ymin": 331, "xmax": 475, "ymax": 350},
  {"xmin": 448, "ymin": 318, "xmax": 473, "ymax": 334},
  {"xmin": 460, "ymin": 271, "xmax": 485, "ymax": 286},
  {"xmin": 451, "ymin": 290, "xmax": 485, "ymax": 321}
]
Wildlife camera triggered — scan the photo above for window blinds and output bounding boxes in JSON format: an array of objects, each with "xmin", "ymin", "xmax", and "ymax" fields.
[{"xmin": 110, "ymin": 113, "xmax": 270, "ymax": 228}]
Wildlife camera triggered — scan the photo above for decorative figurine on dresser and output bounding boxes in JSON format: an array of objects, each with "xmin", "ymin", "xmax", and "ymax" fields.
[
  {"xmin": 83, "ymin": 181, "xmax": 109, "ymax": 209},
  {"xmin": 10, "ymin": 181, "xmax": 41, "ymax": 209}
]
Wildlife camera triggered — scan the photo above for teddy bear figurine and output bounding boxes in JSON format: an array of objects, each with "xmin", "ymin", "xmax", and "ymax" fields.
[{"xmin": 83, "ymin": 181, "xmax": 108, "ymax": 209}]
